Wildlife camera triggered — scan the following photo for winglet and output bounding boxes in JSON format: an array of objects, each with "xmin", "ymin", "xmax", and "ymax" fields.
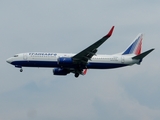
[
  {"xmin": 82, "ymin": 69, "xmax": 87, "ymax": 75},
  {"xmin": 106, "ymin": 26, "xmax": 114, "ymax": 37}
]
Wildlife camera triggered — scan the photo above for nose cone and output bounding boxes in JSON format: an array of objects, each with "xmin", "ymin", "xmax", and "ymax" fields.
[{"xmin": 6, "ymin": 58, "xmax": 12, "ymax": 64}]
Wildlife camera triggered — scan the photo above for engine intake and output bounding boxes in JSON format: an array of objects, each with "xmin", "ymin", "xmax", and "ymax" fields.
[{"xmin": 53, "ymin": 68, "xmax": 70, "ymax": 75}]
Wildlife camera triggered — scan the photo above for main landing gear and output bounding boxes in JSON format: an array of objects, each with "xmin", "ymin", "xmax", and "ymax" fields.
[{"xmin": 75, "ymin": 73, "xmax": 79, "ymax": 78}]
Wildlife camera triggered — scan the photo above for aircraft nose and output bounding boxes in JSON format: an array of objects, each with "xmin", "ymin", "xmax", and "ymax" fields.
[{"xmin": 6, "ymin": 58, "xmax": 12, "ymax": 64}]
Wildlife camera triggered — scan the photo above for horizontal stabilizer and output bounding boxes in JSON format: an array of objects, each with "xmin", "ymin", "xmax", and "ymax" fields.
[{"xmin": 132, "ymin": 48, "xmax": 154, "ymax": 60}]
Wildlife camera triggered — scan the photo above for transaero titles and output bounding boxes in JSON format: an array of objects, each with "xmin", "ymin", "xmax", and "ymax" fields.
[{"xmin": 29, "ymin": 53, "xmax": 57, "ymax": 56}]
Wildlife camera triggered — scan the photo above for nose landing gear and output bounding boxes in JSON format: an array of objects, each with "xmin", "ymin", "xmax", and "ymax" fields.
[
  {"xmin": 20, "ymin": 68, "xmax": 23, "ymax": 72},
  {"xmin": 15, "ymin": 65, "xmax": 23, "ymax": 72}
]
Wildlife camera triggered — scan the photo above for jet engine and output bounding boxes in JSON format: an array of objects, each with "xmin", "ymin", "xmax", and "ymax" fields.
[{"xmin": 53, "ymin": 68, "xmax": 70, "ymax": 75}]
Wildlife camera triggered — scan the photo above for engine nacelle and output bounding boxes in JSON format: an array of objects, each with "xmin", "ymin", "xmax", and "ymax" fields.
[
  {"xmin": 53, "ymin": 68, "xmax": 70, "ymax": 75},
  {"xmin": 58, "ymin": 57, "xmax": 73, "ymax": 66}
]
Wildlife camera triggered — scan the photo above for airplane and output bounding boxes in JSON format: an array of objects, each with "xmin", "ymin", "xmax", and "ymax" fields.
[{"xmin": 6, "ymin": 26, "xmax": 154, "ymax": 78}]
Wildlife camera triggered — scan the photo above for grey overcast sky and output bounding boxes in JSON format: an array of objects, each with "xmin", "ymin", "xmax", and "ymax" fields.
[{"xmin": 0, "ymin": 0, "xmax": 160, "ymax": 120}]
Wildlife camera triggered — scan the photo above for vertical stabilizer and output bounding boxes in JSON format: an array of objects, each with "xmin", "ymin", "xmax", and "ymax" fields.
[{"xmin": 122, "ymin": 34, "xmax": 143, "ymax": 55}]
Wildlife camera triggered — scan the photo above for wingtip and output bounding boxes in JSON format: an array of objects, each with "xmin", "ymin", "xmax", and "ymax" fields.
[
  {"xmin": 82, "ymin": 69, "xmax": 87, "ymax": 75},
  {"xmin": 107, "ymin": 26, "xmax": 115, "ymax": 37}
]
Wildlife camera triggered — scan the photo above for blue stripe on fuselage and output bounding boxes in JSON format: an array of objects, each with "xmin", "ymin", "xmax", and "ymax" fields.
[
  {"xmin": 11, "ymin": 61, "xmax": 59, "ymax": 68},
  {"xmin": 11, "ymin": 60, "xmax": 128, "ymax": 69},
  {"xmin": 87, "ymin": 62, "xmax": 128, "ymax": 69}
]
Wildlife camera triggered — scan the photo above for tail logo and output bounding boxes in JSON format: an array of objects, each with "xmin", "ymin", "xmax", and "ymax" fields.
[{"xmin": 122, "ymin": 34, "xmax": 143, "ymax": 55}]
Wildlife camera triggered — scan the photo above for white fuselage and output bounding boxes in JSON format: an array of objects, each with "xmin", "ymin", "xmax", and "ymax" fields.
[{"xmin": 6, "ymin": 52, "xmax": 139, "ymax": 69}]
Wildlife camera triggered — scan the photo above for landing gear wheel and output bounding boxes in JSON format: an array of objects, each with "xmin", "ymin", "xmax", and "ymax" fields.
[
  {"xmin": 20, "ymin": 68, "xmax": 23, "ymax": 72},
  {"xmin": 75, "ymin": 73, "xmax": 79, "ymax": 78}
]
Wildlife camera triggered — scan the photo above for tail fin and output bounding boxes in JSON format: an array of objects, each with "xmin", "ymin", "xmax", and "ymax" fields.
[{"xmin": 122, "ymin": 34, "xmax": 143, "ymax": 55}]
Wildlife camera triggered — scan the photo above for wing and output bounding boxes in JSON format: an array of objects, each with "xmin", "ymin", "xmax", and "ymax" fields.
[{"xmin": 72, "ymin": 26, "xmax": 114, "ymax": 66}]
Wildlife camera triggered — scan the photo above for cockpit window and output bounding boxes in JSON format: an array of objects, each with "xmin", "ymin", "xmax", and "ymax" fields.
[{"xmin": 13, "ymin": 55, "xmax": 18, "ymax": 57}]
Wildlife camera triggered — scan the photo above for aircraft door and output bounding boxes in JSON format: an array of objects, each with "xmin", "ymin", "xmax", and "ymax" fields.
[
  {"xmin": 23, "ymin": 53, "xmax": 28, "ymax": 60},
  {"xmin": 121, "ymin": 56, "xmax": 125, "ymax": 63}
]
